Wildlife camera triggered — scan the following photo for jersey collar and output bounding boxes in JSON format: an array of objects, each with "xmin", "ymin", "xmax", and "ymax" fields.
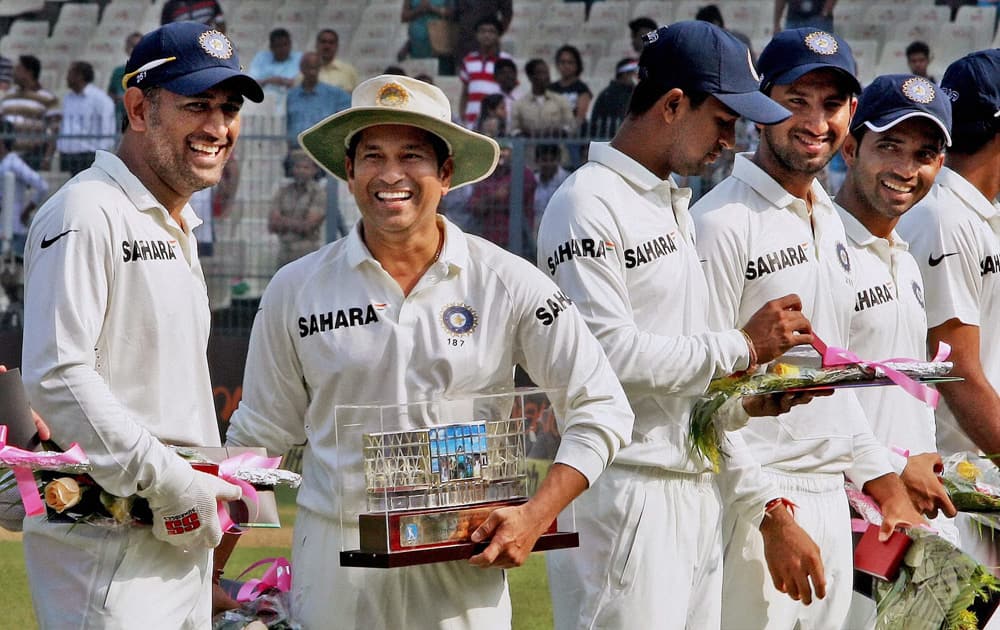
[
  {"xmin": 936, "ymin": 166, "xmax": 999, "ymax": 222},
  {"xmin": 836, "ymin": 202, "xmax": 908, "ymax": 253},
  {"xmin": 92, "ymin": 150, "xmax": 202, "ymax": 232},
  {"xmin": 732, "ymin": 153, "xmax": 835, "ymax": 221},
  {"xmin": 344, "ymin": 215, "xmax": 469, "ymax": 272}
]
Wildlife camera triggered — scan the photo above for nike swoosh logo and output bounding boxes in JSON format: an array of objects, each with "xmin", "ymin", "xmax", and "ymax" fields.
[
  {"xmin": 40, "ymin": 229, "xmax": 79, "ymax": 249},
  {"xmin": 928, "ymin": 252, "xmax": 959, "ymax": 267}
]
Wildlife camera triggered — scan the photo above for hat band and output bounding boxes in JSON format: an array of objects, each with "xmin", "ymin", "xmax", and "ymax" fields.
[{"xmin": 121, "ymin": 56, "xmax": 177, "ymax": 90}]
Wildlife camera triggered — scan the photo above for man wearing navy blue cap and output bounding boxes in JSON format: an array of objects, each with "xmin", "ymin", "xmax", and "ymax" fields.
[
  {"xmin": 835, "ymin": 72, "xmax": 957, "ymax": 627},
  {"xmin": 538, "ymin": 21, "xmax": 832, "ymax": 630},
  {"xmin": 20, "ymin": 21, "xmax": 262, "ymax": 629},
  {"xmin": 694, "ymin": 30, "xmax": 925, "ymax": 629},
  {"xmin": 897, "ymin": 49, "xmax": 1000, "ymax": 572}
]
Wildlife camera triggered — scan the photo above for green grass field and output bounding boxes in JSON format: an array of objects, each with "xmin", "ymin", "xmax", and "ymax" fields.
[{"xmin": 0, "ymin": 486, "xmax": 555, "ymax": 629}]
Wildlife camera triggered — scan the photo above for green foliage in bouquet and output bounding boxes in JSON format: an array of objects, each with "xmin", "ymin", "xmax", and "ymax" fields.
[
  {"xmin": 689, "ymin": 367, "xmax": 835, "ymax": 471},
  {"xmin": 873, "ymin": 528, "xmax": 1000, "ymax": 630}
]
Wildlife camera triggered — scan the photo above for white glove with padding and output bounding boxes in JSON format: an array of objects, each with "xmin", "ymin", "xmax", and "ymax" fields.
[{"xmin": 138, "ymin": 464, "xmax": 242, "ymax": 551}]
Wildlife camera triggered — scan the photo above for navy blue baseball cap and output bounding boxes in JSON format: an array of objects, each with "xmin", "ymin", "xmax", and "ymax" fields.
[
  {"xmin": 638, "ymin": 21, "xmax": 790, "ymax": 124},
  {"xmin": 757, "ymin": 28, "xmax": 861, "ymax": 95},
  {"xmin": 852, "ymin": 74, "xmax": 952, "ymax": 146},
  {"xmin": 122, "ymin": 22, "xmax": 263, "ymax": 102},
  {"xmin": 940, "ymin": 49, "xmax": 1000, "ymax": 134}
]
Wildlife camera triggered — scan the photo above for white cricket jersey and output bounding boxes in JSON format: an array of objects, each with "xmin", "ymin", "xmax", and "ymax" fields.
[
  {"xmin": 536, "ymin": 142, "xmax": 780, "ymax": 523},
  {"xmin": 21, "ymin": 151, "xmax": 218, "ymax": 498},
  {"xmin": 897, "ymin": 167, "xmax": 1000, "ymax": 455},
  {"xmin": 226, "ymin": 216, "xmax": 633, "ymax": 521},
  {"xmin": 692, "ymin": 154, "xmax": 893, "ymax": 485},
  {"xmin": 839, "ymin": 206, "xmax": 936, "ymax": 470}
]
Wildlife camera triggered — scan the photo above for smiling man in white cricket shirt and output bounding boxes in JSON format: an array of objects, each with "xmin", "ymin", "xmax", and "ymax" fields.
[{"xmin": 20, "ymin": 22, "xmax": 263, "ymax": 629}]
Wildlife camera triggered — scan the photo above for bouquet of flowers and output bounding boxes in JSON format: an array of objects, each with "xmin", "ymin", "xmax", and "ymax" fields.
[
  {"xmin": 690, "ymin": 361, "xmax": 952, "ymax": 471},
  {"xmin": 872, "ymin": 528, "xmax": 1000, "ymax": 630},
  {"xmin": 845, "ymin": 482, "xmax": 1000, "ymax": 630},
  {"xmin": 2, "ymin": 440, "xmax": 301, "ymax": 528}
]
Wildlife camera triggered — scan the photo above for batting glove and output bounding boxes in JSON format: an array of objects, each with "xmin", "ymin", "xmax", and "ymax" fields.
[{"xmin": 139, "ymin": 468, "xmax": 242, "ymax": 551}]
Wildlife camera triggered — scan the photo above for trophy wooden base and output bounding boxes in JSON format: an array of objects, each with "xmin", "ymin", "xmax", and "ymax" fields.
[{"xmin": 340, "ymin": 531, "xmax": 580, "ymax": 568}]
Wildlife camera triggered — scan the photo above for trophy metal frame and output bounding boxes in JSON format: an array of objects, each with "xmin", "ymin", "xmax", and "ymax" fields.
[{"xmin": 336, "ymin": 389, "xmax": 578, "ymax": 568}]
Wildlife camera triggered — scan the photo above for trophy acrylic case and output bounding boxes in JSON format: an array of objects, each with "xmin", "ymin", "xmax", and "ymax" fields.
[{"xmin": 335, "ymin": 389, "xmax": 579, "ymax": 568}]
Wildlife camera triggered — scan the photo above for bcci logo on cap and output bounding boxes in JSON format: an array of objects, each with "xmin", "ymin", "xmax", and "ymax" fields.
[
  {"xmin": 804, "ymin": 31, "xmax": 838, "ymax": 55},
  {"xmin": 902, "ymin": 77, "xmax": 935, "ymax": 104},
  {"xmin": 441, "ymin": 304, "xmax": 478, "ymax": 335},
  {"xmin": 199, "ymin": 30, "xmax": 233, "ymax": 60},
  {"xmin": 377, "ymin": 82, "xmax": 410, "ymax": 107}
]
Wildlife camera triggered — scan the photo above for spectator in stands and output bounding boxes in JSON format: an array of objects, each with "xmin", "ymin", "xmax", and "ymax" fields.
[
  {"xmin": 454, "ymin": 0, "xmax": 512, "ymax": 64},
  {"xmin": 774, "ymin": 0, "xmax": 836, "ymax": 33},
  {"xmin": 0, "ymin": 56, "xmax": 59, "ymax": 171},
  {"xmin": 629, "ymin": 17, "xmax": 657, "ymax": 54},
  {"xmin": 107, "ymin": 32, "xmax": 143, "ymax": 132},
  {"xmin": 906, "ymin": 41, "xmax": 936, "ymax": 82},
  {"xmin": 459, "ymin": 16, "xmax": 513, "ymax": 128},
  {"xmin": 511, "ymin": 59, "xmax": 575, "ymax": 138},
  {"xmin": 476, "ymin": 93, "xmax": 508, "ymax": 137},
  {"xmin": 532, "ymin": 143, "xmax": 569, "ymax": 230},
  {"xmin": 494, "ymin": 58, "xmax": 522, "ymax": 131},
  {"xmin": 696, "ymin": 4, "xmax": 755, "ymax": 58},
  {"xmin": 53, "ymin": 61, "xmax": 115, "ymax": 176},
  {"xmin": 550, "ymin": 45, "xmax": 592, "ymax": 135},
  {"xmin": 401, "ymin": 0, "xmax": 455, "ymax": 75},
  {"xmin": 249, "ymin": 28, "xmax": 303, "ymax": 100},
  {"xmin": 286, "ymin": 52, "xmax": 351, "ymax": 149},
  {"xmin": 314, "ymin": 29, "xmax": 359, "ymax": 93},
  {"xmin": 0, "ymin": 119, "xmax": 48, "ymax": 257},
  {"xmin": 0, "ymin": 57, "xmax": 13, "ymax": 99},
  {"xmin": 467, "ymin": 139, "xmax": 536, "ymax": 256},
  {"xmin": 268, "ymin": 150, "xmax": 327, "ymax": 269},
  {"xmin": 161, "ymin": 0, "xmax": 225, "ymax": 31},
  {"xmin": 589, "ymin": 57, "xmax": 637, "ymax": 137}
]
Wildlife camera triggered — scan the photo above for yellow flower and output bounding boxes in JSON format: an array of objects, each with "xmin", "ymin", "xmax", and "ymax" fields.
[
  {"xmin": 44, "ymin": 478, "xmax": 82, "ymax": 513},
  {"xmin": 957, "ymin": 460, "xmax": 981, "ymax": 482},
  {"xmin": 770, "ymin": 363, "xmax": 800, "ymax": 377}
]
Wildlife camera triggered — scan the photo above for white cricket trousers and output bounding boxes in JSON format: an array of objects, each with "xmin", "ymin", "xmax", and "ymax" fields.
[
  {"xmin": 722, "ymin": 470, "xmax": 852, "ymax": 630},
  {"xmin": 546, "ymin": 464, "xmax": 723, "ymax": 630},
  {"xmin": 22, "ymin": 514, "xmax": 211, "ymax": 629},
  {"xmin": 291, "ymin": 507, "xmax": 512, "ymax": 630}
]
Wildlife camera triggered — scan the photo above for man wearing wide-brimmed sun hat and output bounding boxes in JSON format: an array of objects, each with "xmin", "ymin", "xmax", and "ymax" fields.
[{"xmin": 225, "ymin": 74, "xmax": 634, "ymax": 629}]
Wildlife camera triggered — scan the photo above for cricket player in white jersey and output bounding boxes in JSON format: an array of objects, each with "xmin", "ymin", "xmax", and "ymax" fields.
[
  {"xmin": 834, "ymin": 72, "xmax": 960, "ymax": 628},
  {"xmin": 225, "ymin": 74, "xmax": 635, "ymax": 629},
  {"xmin": 896, "ymin": 49, "xmax": 1000, "ymax": 568},
  {"xmin": 692, "ymin": 29, "xmax": 925, "ymax": 630},
  {"xmin": 835, "ymin": 74, "xmax": 958, "ymax": 524},
  {"xmin": 20, "ymin": 23, "xmax": 263, "ymax": 629},
  {"xmin": 537, "ymin": 21, "xmax": 837, "ymax": 630}
]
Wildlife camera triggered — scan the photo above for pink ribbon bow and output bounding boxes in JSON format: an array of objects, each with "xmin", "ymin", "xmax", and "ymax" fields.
[
  {"xmin": 215, "ymin": 452, "xmax": 283, "ymax": 533},
  {"xmin": 811, "ymin": 334, "xmax": 950, "ymax": 408},
  {"xmin": 234, "ymin": 557, "xmax": 292, "ymax": 602},
  {"xmin": 0, "ymin": 425, "xmax": 88, "ymax": 517}
]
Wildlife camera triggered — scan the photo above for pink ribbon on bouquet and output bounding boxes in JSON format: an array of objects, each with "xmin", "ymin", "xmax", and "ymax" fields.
[
  {"xmin": 811, "ymin": 334, "xmax": 950, "ymax": 408},
  {"xmin": 0, "ymin": 425, "xmax": 88, "ymax": 516},
  {"xmin": 215, "ymin": 452, "xmax": 282, "ymax": 533},
  {"xmin": 234, "ymin": 557, "xmax": 292, "ymax": 602}
]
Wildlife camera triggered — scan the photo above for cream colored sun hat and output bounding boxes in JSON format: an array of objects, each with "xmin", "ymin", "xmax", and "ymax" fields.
[{"xmin": 298, "ymin": 75, "xmax": 500, "ymax": 190}]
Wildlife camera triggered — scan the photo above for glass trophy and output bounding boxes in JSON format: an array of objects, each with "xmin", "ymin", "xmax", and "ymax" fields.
[{"xmin": 336, "ymin": 388, "xmax": 578, "ymax": 568}]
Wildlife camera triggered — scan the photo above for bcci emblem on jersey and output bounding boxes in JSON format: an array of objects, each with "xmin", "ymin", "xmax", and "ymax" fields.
[
  {"xmin": 835, "ymin": 242, "xmax": 851, "ymax": 272},
  {"xmin": 441, "ymin": 304, "xmax": 478, "ymax": 335}
]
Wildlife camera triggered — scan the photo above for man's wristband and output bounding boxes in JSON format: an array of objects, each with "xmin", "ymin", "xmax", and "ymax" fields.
[
  {"xmin": 739, "ymin": 328, "xmax": 758, "ymax": 371},
  {"xmin": 764, "ymin": 497, "xmax": 797, "ymax": 518}
]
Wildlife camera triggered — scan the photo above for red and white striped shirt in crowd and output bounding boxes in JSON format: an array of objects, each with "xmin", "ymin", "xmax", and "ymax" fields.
[{"xmin": 459, "ymin": 50, "xmax": 513, "ymax": 128}]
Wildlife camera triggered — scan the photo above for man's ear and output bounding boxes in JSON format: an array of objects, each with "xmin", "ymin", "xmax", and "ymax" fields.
[
  {"xmin": 439, "ymin": 156, "xmax": 454, "ymax": 196},
  {"xmin": 659, "ymin": 88, "xmax": 685, "ymax": 123},
  {"xmin": 841, "ymin": 133, "xmax": 858, "ymax": 168},
  {"xmin": 345, "ymin": 156, "xmax": 355, "ymax": 194},
  {"xmin": 122, "ymin": 87, "xmax": 150, "ymax": 132}
]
